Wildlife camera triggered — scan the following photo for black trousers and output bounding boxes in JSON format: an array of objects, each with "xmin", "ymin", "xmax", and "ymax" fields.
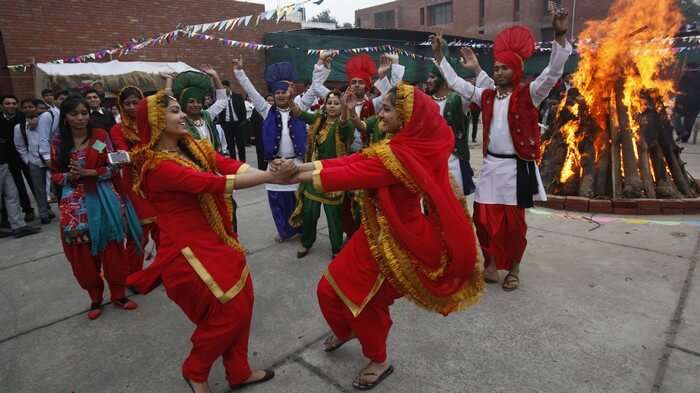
[
  {"xmin": 680, "ymin": 107, "xmax": 700, "ymax": 142},
  {"xmin": 470, "ymin": 109, "xmax": 481, "ymax": 141},
  {"xmin": 222, "ymin": 121, "xmax": 247, "ymax": 162}
]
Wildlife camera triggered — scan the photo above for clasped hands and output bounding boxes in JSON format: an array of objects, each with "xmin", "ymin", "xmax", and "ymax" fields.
[{"xmin": 268, "ymin": 158, "xmax": 301, "ymax": 185}]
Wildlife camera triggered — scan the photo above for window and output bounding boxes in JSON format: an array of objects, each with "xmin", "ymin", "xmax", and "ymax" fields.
[
  {"xmin": 374, "ymin": 10, "xmax": 396, "ymax": 29},
  {"xmin": 420, "ymin": 8, "xmax": 425, "ymax": 25},
  {"xmin": 356, "ymin": 18, "xmax": 361, "ymax": 28},
  {"xmin": 544, "ymin": 0, "xmax": 562, "ymax": 15},
  {"xmin": 479, "ymin": 0, "xmax": 485, "ymax": 27},
  {"xmin": 514, "ymin": 0, "xmax": 520, "ymax": 21},
  {"xmin": 428, "ymin": 2, "xmax": 453, "ymax": 26}
]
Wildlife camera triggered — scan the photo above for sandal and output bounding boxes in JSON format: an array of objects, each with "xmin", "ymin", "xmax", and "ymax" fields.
[
  {"xmin": 352, "ymin": 364, "xmax": 394, "ymax": 390},
  {"xmin": 502, "ymin": 272, "xmax": 519, "ymax": 292},
  {"xmin": 323, "ymin": 334, "xmax": 351, "ymax": 352},
  {"xmin": 113, "ymin": 297, "xmax": 138, "ymax": 310},
  {"xmin": 87, "ymin": 302, "xmax": 103, "ymax": 320},
  {"xmin": 229, "ymin": 369, "xmax": 275, "ymax": 390},
  {"xmin": 182, "ymin": 376, "xmax": 212, "ymax": 393}
]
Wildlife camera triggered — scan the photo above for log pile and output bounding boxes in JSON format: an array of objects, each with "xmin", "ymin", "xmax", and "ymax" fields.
[{"xmin": 539, "ymin": 87, "xmax": 698, "ymax": 199}]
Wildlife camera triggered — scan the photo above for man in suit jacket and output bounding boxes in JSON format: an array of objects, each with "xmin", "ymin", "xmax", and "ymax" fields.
[
  {"xmin": 85, "ymin": 89, "xmax": 116, "ymax": 131},
  {"xmin": 218, "ymin": 80, "xmax": 248, "ymax": 161}
]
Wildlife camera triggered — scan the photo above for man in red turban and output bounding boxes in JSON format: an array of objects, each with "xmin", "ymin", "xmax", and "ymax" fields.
[{"xmin": 434, "ymin": 10, "xmax": 571, "ymax": 291}]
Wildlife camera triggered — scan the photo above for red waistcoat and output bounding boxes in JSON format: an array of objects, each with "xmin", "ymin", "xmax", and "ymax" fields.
[
  {"xmin": 481, "ymin": 84, "xmax": 541, "ymax": 161},
  {"xmin": 360, "ymin": 99, "xmax": 375, "ymax": 120}
]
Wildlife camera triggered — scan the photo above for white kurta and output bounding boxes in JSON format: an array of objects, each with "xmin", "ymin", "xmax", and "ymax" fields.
[{"xmin": 439, "ymin": 39, "xmax": 573, "ymax": 206}]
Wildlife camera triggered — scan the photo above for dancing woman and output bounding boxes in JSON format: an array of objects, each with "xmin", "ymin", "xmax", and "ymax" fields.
[
  {"xmin": 285, "ymin": 83, "xmax": 483, "ymax": 390},
  {"xmin": 126, "ymin": 91, "xmax": 294, "ymax": 393}
]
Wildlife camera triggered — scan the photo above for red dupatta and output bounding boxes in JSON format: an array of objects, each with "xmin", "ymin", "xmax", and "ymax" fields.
[{"xmin": 361, "ymin": 84, "xmax": 483, "ymax": 315}]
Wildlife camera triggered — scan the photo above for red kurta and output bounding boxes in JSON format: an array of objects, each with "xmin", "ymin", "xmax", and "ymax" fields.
[
  {"xmin": 313, "ymin": 153, "xmax": 445, "ymax": 362},
  {"xmin": 127, "ymin": 152, "xmax": 253, "ymax": 384}
]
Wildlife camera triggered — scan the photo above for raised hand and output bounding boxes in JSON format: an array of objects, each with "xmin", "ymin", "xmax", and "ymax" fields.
[
  {"xmin": 200, "ymin": 64, "xmax": 219, "ymax": 78},
  {"xmin": 553, "ymin": 8, "xmax": 569, "ymax": 37},
  {"xmin": 232, "ymin": 57, "xmax": 244, "ymax": 70},
  {"xmin": 459, "ymin": 47, "xmax": 481, "ymax": 72},
  {"xmin": 377, "ymin": 54, "xmax": 392, "ymax": 78},
  {"xmin": 318, "ymin": 50, "xmax": 336, "ymax": 68},
  {"xmin": 430, "ymin": 34, "xmax": 444, "ymax": 55}
]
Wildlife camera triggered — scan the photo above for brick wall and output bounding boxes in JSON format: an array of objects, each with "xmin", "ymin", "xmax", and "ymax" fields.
[
  {"xmin": 356, "ymin": 0, "xmax": 614, "ymax": 41},
  {"xmin": 0, "ymin": 0, "xmax": 300, "ymax": 98}
]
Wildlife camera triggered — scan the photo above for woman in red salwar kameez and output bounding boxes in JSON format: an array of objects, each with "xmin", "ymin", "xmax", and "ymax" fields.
[
  {"xmin": 126, "ymin": 91, "xmax": 294, "ymax": 393},
  {"xmin": 110, "ymin": 86, "xmax": 158, "ymax": 274},
  {"xmin": 288, "ymin": 83, "xmax": 484, "ymax": 390}
]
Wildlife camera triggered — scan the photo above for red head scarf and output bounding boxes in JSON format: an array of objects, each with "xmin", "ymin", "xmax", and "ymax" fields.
[
  {"xmin": 493, "ymin": 26, "xmax": 535, "ymax": 84},
  {"xmin": 346, "ymin": 54, "xmax": 377, "ymax": 91},
  {"xmin": 362, "ymin": 83, "xmax": 482, "ymax": 315}
]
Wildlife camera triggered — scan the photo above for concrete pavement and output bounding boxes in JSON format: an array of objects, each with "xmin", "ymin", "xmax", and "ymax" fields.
[{"xmin": 1, "ymin": 141, "xmax": 699, "ymax": 393}]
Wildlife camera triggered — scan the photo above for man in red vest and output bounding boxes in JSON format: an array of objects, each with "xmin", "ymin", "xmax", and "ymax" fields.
[{"xmin": 434, "ymin": 9, "xmax": 571, "ymax": 291}]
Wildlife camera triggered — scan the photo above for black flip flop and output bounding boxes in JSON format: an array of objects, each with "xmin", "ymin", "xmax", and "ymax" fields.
[
  {"xmin": 502, "ymin": 272, "xmax": 519, "ymax": 292},
  {"xmin": 229, "ymin": 369, "xmax": 275, "ymax": 391},
  {"xmin": 352, "ymin": 365, "xmax": 394, "ymax": 390}
]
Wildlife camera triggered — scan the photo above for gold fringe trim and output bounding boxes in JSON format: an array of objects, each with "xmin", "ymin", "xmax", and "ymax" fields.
[
  {"xmin": 323, "ymin": 270, "xmax": 385, "ymax": 318},
  {"xmin": 236, "ymin": 163, "xmax": 251, "ymax": 174},
  {"xmin": 181, "ymin": 246, "xmax": 249, "ymax": 304},
  {"xmin": 359, "ymin": 191, "xmax": 484, "ymax": 315}
]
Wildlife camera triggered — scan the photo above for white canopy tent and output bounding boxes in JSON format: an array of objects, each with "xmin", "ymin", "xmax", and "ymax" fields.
[{"xmin": 34, "ymin": 61, "xmax": 197, "ymax": 97}]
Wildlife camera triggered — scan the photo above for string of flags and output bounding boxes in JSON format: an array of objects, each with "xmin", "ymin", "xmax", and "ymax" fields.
[{"xmin": 5, "ymin": 1, "xmax": 700, "ymax": 72}]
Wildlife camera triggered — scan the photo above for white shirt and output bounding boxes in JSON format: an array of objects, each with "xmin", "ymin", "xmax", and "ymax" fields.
[{"xmin": 13, "ymin": 112, "xmax": 52, "ymax": 167}]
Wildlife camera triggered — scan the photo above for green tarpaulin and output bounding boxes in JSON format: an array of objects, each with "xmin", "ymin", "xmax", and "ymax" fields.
[{"xmin": 263, "ymin": 28, "xmax": 579, "ymax": 85}]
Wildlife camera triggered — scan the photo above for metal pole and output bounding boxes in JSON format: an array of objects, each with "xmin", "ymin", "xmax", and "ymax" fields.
[{"xmin": 570, "ymin": 0, "xmax": 576, "ymax": 41}]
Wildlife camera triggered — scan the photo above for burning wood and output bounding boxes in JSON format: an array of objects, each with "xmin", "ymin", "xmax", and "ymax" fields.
[{"xmin": 539, "ymin": 0, "xmax": 698, "ymax": 200}]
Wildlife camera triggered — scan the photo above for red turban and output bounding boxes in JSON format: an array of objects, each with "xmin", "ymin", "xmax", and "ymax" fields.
[
  {"xmin": 493, "ymin": 26, "xmax": 535, "ymax": 84},
  {"xmin": 346, "ymin": 54, "xmax": 377, "ymax": 91}
]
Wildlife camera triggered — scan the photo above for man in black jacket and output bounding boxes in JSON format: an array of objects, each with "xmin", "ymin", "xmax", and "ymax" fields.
[
  {"xmin": 85, "ymin": 89, "xmax": 116, "ymax": 131},
  {"xmin": 218, "ymin": 80, "xmax": 248, "ymax": 161},
  {"xmin": 1, "ymin": 95, "xmax": 35, "ymax": 223}
]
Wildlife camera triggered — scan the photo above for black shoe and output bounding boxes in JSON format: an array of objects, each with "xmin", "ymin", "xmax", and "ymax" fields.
[
  {"xmin": 13, "ymin": 225, "xmax": 41, "ymax": 238},
  {"xmin": 24, "ymin": 211, "xmax": 35, "ymax": 222},
  {"xmin": 0, "ymin": 229, "xmax": 12, "ymax": 238},
  {"xmin": 41, "ymin": 217, "xmax": 51, "ymax": 225},
  {"xmin": 0, "ymin": 220, "xmax": 9, "ymax": 229}
]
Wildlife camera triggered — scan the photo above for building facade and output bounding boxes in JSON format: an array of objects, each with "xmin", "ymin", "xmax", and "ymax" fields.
[
  {"xmin": 0, "ymin": 1, "xmax": 300, "ymax": 98},
  {"xmin": 355, "ymin": 0, "xmax": 614, "ymax": 41}
]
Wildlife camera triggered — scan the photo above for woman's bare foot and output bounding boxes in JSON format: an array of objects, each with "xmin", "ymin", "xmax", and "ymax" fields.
[
  {"xmin": 484, "ymin": 263, "xmax": 499, "ymax": 283},
  {"xmin": 183, "ymin": 378, "xmax": 209, "ymax": 393},
  {"xmin": 323, "ymin": 333, "xmax": 355, "ymax": 352},
  {"xmin": 352, "ymin": 361, "xmax": 394, "ymax": 390}
]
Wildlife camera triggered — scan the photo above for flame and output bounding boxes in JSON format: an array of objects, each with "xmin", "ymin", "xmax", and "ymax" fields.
[
  {"xmin": 559, "ymin": 104, "xmax": 583, "ymax": 183},
  {"xmin": 558, "ymin": 0, "xmax": 683, "ymax": 185}
]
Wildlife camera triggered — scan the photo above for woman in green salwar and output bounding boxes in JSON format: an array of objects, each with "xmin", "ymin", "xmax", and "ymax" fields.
[{"xmin": 289, "ymin": 91, "xmax": 354, "ymax": 259}]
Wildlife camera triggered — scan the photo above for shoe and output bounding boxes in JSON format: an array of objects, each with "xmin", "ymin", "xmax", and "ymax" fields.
[
  {"xmin": 41, "ymin": 217, "xmax": 51, "ymax": 225},
  {"xmin": 13, "ymin": 225, "xmax": 41, "ymax": 238},
  {"xmin": 0, "ymin": 220, "xmax": 9, "ymax": 229},
  {"xmin": 24, "ymin": 211, "xmax": 35, "ymax": 222},
  {"xmin": 87, "ymin": 302, "xmax": 103, "ymax": 320},
  {"xmin": 112, "ymin": 297, "xmax": 138, "ymax": 310},
  {"xmin": 0, "ymin": 229, "xmax": 12, "ymax": 238},
  {"xmin": 48, "ymin": 210, "xmax": 56, "ymax": 219},
  {"xmin": 297, "ymin": 248, "xmax": 310, "ymax": 259}
]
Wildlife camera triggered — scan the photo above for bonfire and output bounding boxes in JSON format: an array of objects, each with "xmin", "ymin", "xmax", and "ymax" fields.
[{"xmin": 539, "ymin": 0, "xmax": 698, "ymax": 199}]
